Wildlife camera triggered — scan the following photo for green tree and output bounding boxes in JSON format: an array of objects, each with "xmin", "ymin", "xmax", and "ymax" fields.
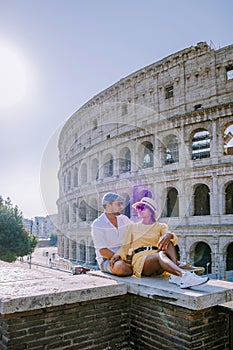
[{"xmin": 0, "ymin": 196, "xmax": 38, "ymax": 262}]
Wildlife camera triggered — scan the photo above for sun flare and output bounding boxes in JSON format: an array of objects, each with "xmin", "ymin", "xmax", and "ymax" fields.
[{"xmin": 0, "ymin": 40, "xmax": 30, "ymax": 109}]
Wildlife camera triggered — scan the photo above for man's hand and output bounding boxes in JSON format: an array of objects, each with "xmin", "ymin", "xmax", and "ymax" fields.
[
  {"xmin": 110, "ymin": 254, "xmax": 121, "ymax": 268},
  {"xmin": 158, "ymin": 233, "xmax": 173, "ymax": 251}
]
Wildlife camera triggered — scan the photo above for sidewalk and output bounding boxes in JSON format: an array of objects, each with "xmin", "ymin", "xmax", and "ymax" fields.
[{"xmin": 18, "ymin": 247, "xmax": 74, "ymax": 273}]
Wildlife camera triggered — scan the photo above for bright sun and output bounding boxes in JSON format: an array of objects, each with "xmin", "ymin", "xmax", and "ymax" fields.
[{"xmin": 0, "ymin": 40, "xmax": 30, "ymax": 109}]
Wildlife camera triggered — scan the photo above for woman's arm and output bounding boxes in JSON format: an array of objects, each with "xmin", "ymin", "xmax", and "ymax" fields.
[{"xmin": 158, "ymin": 224, "xmax": 178, "ymax": 250}]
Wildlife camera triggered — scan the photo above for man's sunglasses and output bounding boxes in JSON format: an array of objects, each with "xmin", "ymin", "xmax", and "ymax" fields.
[
  {"xmin": 110, "ymin": 201, "xmax": 124, "ymax": 207},
  {"xmin": 135, "ymin": 204, "xmax": 147, "ymax": 211}
]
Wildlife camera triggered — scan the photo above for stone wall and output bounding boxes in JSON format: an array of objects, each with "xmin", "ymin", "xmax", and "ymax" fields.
[
  {"xmin": 129, "ymin": 296, "xmax": 229, "ymax": 350},
  {"xmin": 0, "ymin": 295, "xmax": 230, "ymax": 350},
  {"xmin": 0, "ymin": 296, "xmax": 129, "ymax": 350}
]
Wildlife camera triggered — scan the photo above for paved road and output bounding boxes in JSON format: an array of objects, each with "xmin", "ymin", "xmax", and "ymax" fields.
[{"xmin": 19, "ymin": 247, "xmax": 74, "ymax": 274}]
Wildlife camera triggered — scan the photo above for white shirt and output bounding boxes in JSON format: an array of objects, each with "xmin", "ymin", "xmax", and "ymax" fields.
[{"xmin": 91, "ymin": 213, "xmax": 131, "ymax": 266}]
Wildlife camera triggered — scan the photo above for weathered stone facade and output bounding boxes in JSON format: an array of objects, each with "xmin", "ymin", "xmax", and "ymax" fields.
[{"xmin": 57, "ymin": 42, "xmax": 233, "ymax": 279}]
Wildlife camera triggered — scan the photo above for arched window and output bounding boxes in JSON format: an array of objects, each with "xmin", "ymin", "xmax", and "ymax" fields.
[
  {"xmin": 194, "ymin": 242, "xmax": 211, "ymax": 274},
  {"xmin": 91, "ymin": 159, "xmax": 99, "ymax": 181},
  {"xmin": 194, "ymin": 184, "xmax": 210, "ymax": 215},
  {"xmin": 142, "ymin": 142, "xmax": 153, "ymax": 168},
  {"xmin": 166, "ymin": 188, "xmax": 179, "ymax": 217},
  {"xmin": 73, "ymin": 167, "xmax": 78, "ymax": 187},
  {"xmin": 72, "ymin": 203, "xmax": 77, "ymax": 223},
  {"xmin": 223, "ymin": 123, "xmax": 233, "ymax": 155},
  {"xmin": 119, "ymin": 148, "xmax": 131, "ymax": 173},
  {"xmin": 93, "ymin": 119, "xmax": 97, "ymax": 130},
  {"xmin": 103, "ymin": 154, "xmax": 113, "ymax": 177},
  {"xmin": 121, "ymin": 193, "xmax": 131, "ymax": 218},
  {"xmin": 71, "ymin": 241, "xmax": 76, "ymax": 260},
  {"xmin": 80, "ymin": 163, "xmax": 87, "ymax": 184},
  {"xmin": 165, "ymin": 136, "xmax": 179, "ymax": 164},
  {"xmin": 79, "ymin": 240, "xmax": 86, "ymax": 262},
  {"xmin": 89, "ymin": 240, "xmax": 96, "ymax": 264},
  {"xmin": 60, "ymin": 236, "xmax": 65, "ymax": 256},
  {"xmin": 79, "ymin": 200, "xmax": 86, "ymax": 221},
  {"xmin": 226, "ymin": 243, "xmax": 233, "ymax": 271},
  {"xmin": 191, "ymin": 129, "xmax": 210, "ymax": 160},
  {"xmin": 225, "ymin": 182, "xmax": 233, "ymax": 214},
  {"xmin": 65, "ymin": 238, "xmax": 69, "ymax": 259},
  {"xmin": 122, "ymin": 103, "xmax": 127, "ymax": 116},
  {"xmin": 89, "ymin": 199, "xmax": 98, "ymax": 221},
  {"xmin": 67, "ymin": 171, "xmax": 71, "ymax": 190}
]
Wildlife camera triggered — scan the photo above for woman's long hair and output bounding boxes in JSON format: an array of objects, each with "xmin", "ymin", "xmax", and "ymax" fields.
[{"xmin": 147, "ymin": 206, "xmax": 156, "ymax": 222}]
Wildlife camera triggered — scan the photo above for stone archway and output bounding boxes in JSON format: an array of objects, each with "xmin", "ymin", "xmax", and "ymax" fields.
[
  {"xmin": 121, "ymin": 192, "xmax": 131, "ymax": 218},
  {"xmin": 71, "ymin": 240, "xmax": 76, "ymax": 260},
  {"xmin": 79, "ymin": 240, "xmax": 86, "ymax": 262},
  {"xmin": 194, "ymin": 241, "xmax": 212, "ymax": 274},
  {"xmin": 226, "ymin": 242, "xmax": 233, "ymax": 271},
  {"xmin": 166, "ymin": 187, "xmax": 179, "ymax": 217},
  {"xmin": 194, "ymin": 184, "xmax": 210, "ymax": 215},
  {"xmin": 225, "ymin": 182, "xmax": 233, "ymax": 214}
]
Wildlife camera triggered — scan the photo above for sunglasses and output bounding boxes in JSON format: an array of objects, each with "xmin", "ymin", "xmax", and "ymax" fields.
[
  {"xmin": 135, "ymin": 204, "xmax": 147, "ymax": 211},
  {"xmin": 110, "ymin": 201, "xmax": 124, "ymax": 207}
]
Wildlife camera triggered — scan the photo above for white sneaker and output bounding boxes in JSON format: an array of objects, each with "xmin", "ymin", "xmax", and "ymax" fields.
[
  {"xmin": 169, "ymin": 274, "xmax": 181, "ymax": 286},
  {"xmin": 180, "ymin": 272, "xmax": 209, "ymax": 289}
]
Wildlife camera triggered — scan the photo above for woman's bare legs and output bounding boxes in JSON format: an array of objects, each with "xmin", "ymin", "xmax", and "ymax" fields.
[
  {"xmin": 158, "ymin": 250, "xmax": 183, "ymax": 275},
  {"xmin": 142, "ymin": 250, "xmax": 183, "ymax": 277},
  {"xmin": 162, "ymin": 241, "xmax": 177, "ymax": 264}
]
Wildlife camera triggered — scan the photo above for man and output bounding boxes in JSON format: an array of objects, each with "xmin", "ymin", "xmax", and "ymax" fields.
[{"xmin": 91, "ymin": 192, "xmax": 133, "ymax": 276}]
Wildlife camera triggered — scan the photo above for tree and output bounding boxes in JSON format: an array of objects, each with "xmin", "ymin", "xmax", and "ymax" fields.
[{"xmin": 0, "ymin": 196, "xmax": 38, "ymax": 262}]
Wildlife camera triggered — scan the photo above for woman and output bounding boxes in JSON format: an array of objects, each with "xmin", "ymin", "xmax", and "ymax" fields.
[{"xmin": 111, "ymin": 197, "xmax": 209, "ymax": 288}]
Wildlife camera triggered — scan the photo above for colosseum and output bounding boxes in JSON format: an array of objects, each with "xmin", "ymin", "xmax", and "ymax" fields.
[{"xmin": 57, "ymin": 41, "xmax": 233, "ymax": 280}]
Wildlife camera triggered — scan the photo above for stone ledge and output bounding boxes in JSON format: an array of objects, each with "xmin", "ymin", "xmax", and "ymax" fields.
[
  {"xmin": 0, "ymin": 262, "xmax": 127, "ymax": 314},
  {"xmin": 1, "ymin": 260, "xmax": 233, "ymax": 315},
  {"xmin": 89, "ymin": 270, "xmax": 233, "ymax": 310}
]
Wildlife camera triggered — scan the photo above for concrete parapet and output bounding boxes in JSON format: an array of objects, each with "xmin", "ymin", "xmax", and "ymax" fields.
[
  {"xmin": 0, "ymin": 262, "xmax": 127, "ymax": 315},
  {"xmin": 89, "ymin": 270, "xmax": 233, "ymax": 310}
]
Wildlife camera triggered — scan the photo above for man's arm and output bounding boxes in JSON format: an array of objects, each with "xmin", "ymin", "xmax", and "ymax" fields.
[
  {"xmin": 99, "ymin": 248, "xmax": 115, "ymax": 259},
  {"xmin": 91, "ymin": 224, "xmax": 107, "ymax": 253},
  {"xmin": 98, "ymin": 248, "xmax": 122, "ymax": 269}
]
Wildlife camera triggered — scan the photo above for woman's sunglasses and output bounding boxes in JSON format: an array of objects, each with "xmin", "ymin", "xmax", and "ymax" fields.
[{"xmin": 135, "ymin": 204, "xmax": 147, "ymax": 211}]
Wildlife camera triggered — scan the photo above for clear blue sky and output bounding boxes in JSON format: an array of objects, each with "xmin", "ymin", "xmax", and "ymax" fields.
[{"xmin": 0, "ymin": 0, "xmax": 232, "ymax": 218}]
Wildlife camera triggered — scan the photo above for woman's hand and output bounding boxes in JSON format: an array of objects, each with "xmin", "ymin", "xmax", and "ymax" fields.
[
  {"xmin": 110, "ymin": 254, "xmax": 121, "ymax": 268},
  {"xmin": 158, "ymin": 233, "xmax": 173, "ymax": 251}
]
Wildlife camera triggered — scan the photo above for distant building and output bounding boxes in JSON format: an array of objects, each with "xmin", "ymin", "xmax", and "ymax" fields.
[
  {"xmin": 57, "ymin": 42, "xmax": 233, "ymax": 278},
  {"xmin": 23, "ymin": 218, "xmax": 34, "ymax": 234},
  {"xmin": 23, "ymin": 215, "xmax": 57, "ymax": 239}
]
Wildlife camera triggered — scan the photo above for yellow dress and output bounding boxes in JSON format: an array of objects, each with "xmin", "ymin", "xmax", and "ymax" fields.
[{"xmin": 116, "ymin": 221, "xmax": 178, "ymax": 278}]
